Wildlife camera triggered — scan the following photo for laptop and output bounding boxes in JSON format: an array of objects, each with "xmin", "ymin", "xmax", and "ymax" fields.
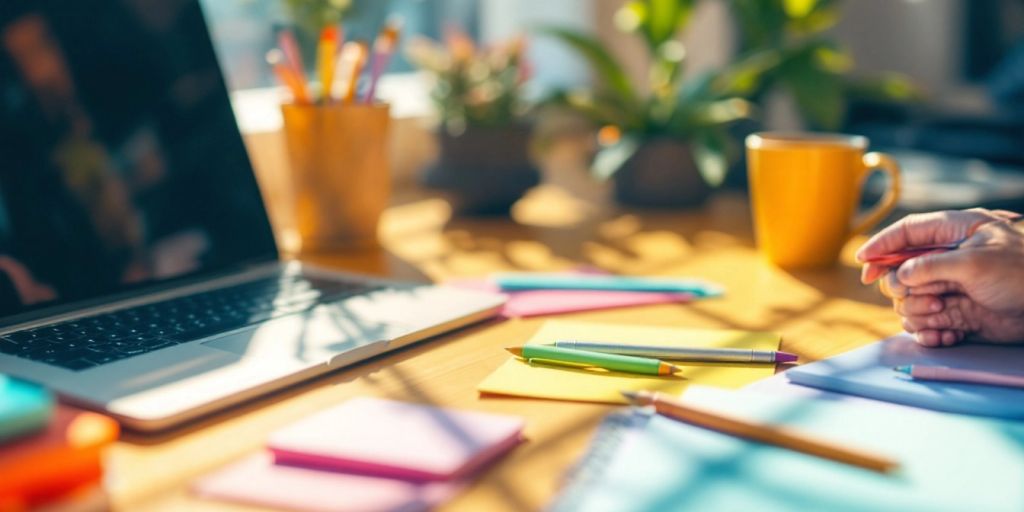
[{"xmin": 0, "ymin": 1, "xmax": 505, "ymax": 431}]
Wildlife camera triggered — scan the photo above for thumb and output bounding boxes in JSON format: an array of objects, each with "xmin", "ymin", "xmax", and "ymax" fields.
[{"xmin": 896, "ymin": 250, "xmax": 974, "ymax": 287}]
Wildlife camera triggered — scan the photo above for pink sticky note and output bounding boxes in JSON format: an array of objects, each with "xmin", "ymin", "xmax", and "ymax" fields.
[
  {"xmin": 268, "ymin": 398, "xmax": 525, "ymax": 481},
  {"xmin": 193, "ymin": 453, "xmax": 462, "ymax": 512},
  {"xmin": 445, "ymin": 278, "xmax": 692, "ymax": 318}
]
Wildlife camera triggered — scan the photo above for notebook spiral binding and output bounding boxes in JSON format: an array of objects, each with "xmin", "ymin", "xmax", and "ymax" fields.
[{"xmin": 547, "ymin": 411, "xmax": 651, "ymax": 512}]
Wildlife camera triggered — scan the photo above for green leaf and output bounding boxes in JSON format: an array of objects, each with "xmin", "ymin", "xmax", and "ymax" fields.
[
  {"xmin": 689, "ymin": 98, "xmax": 756, "ymax": 127},
  {"xmin": 538, "ymin": 27, "xmax": 639, "ymax": 117},
  {"xmin": 844, "ymin": 73, "xmax": 925, "ymax": 103},
  {"xmin": 543, "ymin": 90, "xmax": 633, "ymax": 128},
  {"xmin": 779, "ymin": 53, "xmax": 845, "ymax": 130},
  {"xmin": 712, "ymin": 48, "xmax": 784, "ymax": 97},
  {"xmin": 646, "ymin": 0, "xmax": 695, "ymax": 49},
  {"xmin": 592, "ymin": 136, "xmax": 642, "ymax": 181},
  {"xmin": 783, "ymin": 0, "xmax": 818, "ymax": 19},
  {"xmin": 692, "ymin": 130, "xmax": 730, "ymax": 187},
  {"xmin": 616, "ymin": 0, "xmax": 695, "ymax": 50}
]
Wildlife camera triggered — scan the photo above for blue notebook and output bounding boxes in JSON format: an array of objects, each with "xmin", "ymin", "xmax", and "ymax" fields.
[
  {"xmin": 786, "ymin": 334, "xmax": 1024, "ymax": 418},
  {"xmin": 550, "ymin": 388, "xmax": 1024, "ymax": 512},
  {"xmin": 0, "ymin": 374, "xmax": 52, "ymax": 443}
]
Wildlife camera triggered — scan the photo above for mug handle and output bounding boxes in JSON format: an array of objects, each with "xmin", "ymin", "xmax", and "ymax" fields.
[{"xmin": 850, "ymin": 152, "xmax": 902, "ymax": 237}]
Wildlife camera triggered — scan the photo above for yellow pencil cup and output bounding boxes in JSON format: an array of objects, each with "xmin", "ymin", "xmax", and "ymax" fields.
[{"xmin": 281, "ymin": 103, "xmax": 391, "ymax": 251}]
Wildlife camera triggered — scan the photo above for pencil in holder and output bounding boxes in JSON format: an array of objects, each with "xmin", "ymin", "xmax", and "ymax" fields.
[{"xmin": 281, "ymin": 102, "xmax": 391, "ymax": 250}]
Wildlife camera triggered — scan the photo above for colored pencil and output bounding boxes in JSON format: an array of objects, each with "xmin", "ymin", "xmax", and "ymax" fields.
[
  {"xmin": 895, "ymin": 365, "xmax": 1024, "ymax": 389},
  {"xmin": 266, "ymin": 49, "xmax": 310, "ymax": 104},
  {"xmin": 506, "ymin": 346, "xmax": 681, "ymax": 376},
  {"xmin": 622, "ymin": 390, "xmax": 900, "ymax": 473},
  {"xmin": 317, "ymin": 25, "xmax": 342, "ymax": 103},
  {"xmin": 550, "ymin": 341, "xmax": 797, "ymax": 363},
  {"xmin": 363, "ymin": 18, "xmax": 402, "ymax": 104},
  {"xmin": 339, "ymin": 41, "xmax": 369, "ymax": 103},
  {"xmin": 277, "ymin": 28, "xmax": 305, "ymax": 80}
]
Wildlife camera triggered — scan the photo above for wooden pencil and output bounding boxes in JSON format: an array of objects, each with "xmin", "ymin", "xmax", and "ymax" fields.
[{"xmin": 621, "ymin": 390, "xmax": 900, "ymax": 473}]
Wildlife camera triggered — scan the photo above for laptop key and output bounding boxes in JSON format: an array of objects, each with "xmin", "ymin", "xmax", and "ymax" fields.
[{"xmin": 4, "ymin": 274, "xmax": 379, "ymax": 370}]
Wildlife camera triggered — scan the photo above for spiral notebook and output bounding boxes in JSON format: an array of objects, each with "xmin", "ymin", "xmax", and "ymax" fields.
[{"xmin": 549, "ymin": 387, "xmax": 1024, "ymax": 512}]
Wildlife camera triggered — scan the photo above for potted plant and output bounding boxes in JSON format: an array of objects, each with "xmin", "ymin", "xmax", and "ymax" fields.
[
  {"xmin": 715, "ymin": 0, "xmax": 921, "ymax": 131},
  {"xmin": 407, "ymin": 28, "xmax": 540, "ymax": 215},
  {"xmin": 542, "ymin": 0, "xmax": 752, "ymax": 208}
]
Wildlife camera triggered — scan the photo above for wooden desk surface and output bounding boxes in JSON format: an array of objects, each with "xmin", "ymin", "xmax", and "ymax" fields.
[{"xmin": 109, "ymin": 188, "xmax": 901, "ymax": 512}]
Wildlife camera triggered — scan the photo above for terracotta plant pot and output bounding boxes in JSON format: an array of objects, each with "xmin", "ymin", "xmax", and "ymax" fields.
[
  {"xmin": 421, "ymin": 125, "xmax": 541, "ymax": 215},
  {"xmin": 612, "ymin": 138, "xmax": 712, "ymax": 208}
]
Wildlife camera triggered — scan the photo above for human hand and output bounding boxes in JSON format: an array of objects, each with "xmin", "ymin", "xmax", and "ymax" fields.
[{"xmin": 856, "ymin": 209, "xmax": 1024, "ymax": 346}]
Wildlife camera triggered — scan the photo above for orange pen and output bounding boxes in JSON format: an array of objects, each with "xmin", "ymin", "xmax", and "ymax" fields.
[
  {"xmin": 267, "ymin": 49, "xmax": 310, "ymax": 104},
  {"xmin": 317, "ymin": 25, "xmax": 342, "ymax": 103}
]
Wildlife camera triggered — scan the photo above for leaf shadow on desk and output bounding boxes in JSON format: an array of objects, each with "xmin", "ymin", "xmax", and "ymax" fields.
[
  {"xmin": 430, "ymin": 207, "xmax": 756, "ymax": 279},
  {"xmin": 118, "ymin": 316, "xmax": 504, "ymax": 444}
]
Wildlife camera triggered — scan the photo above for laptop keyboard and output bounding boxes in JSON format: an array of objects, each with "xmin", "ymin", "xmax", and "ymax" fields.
[{"xmin": 0, "ymin": 274, "xmax": 380, "ymax": 371}]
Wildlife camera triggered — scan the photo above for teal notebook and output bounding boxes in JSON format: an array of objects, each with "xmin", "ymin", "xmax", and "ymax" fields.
[
  {"xmin": 0, "ymin": 374, "xmax": 52, "ymax": 443},
  {"xmin": 550, "ymin": 388, "xmax": 1024, "ymax": 512}
]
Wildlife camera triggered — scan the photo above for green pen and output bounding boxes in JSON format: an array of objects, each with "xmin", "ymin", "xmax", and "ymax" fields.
[{"xmin": 505, "ymin": 345, "xmax": 681, "ymax": 376}]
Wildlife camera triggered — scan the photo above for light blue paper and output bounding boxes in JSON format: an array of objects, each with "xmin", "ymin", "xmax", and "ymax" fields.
[
  {"xmin": 787, "ymin": 334, "xmax": 1024, "ymax": 418},
  {"xmin": 493, "ymin": 272, "xmax": 724, "ymax": 297},
  {"xmin": 551, "ymin": 389, "xmax": 1024, "ymax": 512}
]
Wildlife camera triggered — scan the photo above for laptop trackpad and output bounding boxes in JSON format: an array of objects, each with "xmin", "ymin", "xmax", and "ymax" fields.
[{"xmin": 202, "ymin": 307, "xmax": 410, "ymax": 363}]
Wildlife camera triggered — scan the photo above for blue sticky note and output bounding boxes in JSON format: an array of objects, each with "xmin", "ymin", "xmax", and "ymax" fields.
[
  {"xmin": 787, "ymin": 334, "xmax": 1024, "ymax": 419},
  {"xmin": 0, "ymin": 374, "xmax": 53, "ymax": 443}
]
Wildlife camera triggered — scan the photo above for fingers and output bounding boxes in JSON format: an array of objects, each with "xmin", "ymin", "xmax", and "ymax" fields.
[
  {"xmin": 906, "ymin": 281, "xmax": 963, "ymax": 296},
  {"xmin": 900, "ymin": 295, "xmax": 978, "ymax": 333},
  {"xmin": 894, "ymin": 295, "xmax": 943, "ymax": 316},
  {"xmin": 913, "ymin": 329, "xmax": 964, "ymax": 347},
  {"xmin": 860, "ymin": 262, "xmax": 888, "ymax": 284},
  {"xmin": 878, "ymin": 271, "xmax": 908, "ymax": 299},
  {"xmin": 855, "ymin": 210, "xmax": 994, "ymax": 262},
  {"xmin": 896, "ymin": 250, "xmax": 975, "ymax": 288},
  {"xmin": 980, "ymin": 209, "xmax": 1022, "ymax": 221}
]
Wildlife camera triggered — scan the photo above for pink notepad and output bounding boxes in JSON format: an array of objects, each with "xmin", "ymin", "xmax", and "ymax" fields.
[
  {"xmin": 193, "ymin": 453, "xmax": 462, "ymax": 512},
  {"xmin": 446, "ymin": 278, "xmax": 692, "ymax": 318},
  {"xmin": 268, "ymin": 398, "xmax": 525, "ymax": 481}
]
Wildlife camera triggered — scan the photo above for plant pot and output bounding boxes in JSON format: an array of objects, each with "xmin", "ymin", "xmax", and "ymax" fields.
[
  {"xmin": 612, "ymin": 138, "xmax": 712, "ymax": 208},
  {"xmin": 421, "ymin": 125, "xmax": 541, "ymax": 216}
]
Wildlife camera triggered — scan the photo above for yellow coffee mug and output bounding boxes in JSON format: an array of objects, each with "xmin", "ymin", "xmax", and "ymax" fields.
[{"xmin": 746, "ymin": 132, "xmax": 901, "ymax": 268}]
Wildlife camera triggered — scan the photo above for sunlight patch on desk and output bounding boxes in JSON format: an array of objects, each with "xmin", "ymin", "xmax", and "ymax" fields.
[{"xmin": 512, "ymin": 185, "xmax": 595, "ymax": 228}]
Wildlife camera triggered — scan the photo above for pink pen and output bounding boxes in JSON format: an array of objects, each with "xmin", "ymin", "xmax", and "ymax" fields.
[{"xmin": 895, "ymin": 365, "xmax": 1024, "ymax": 389}]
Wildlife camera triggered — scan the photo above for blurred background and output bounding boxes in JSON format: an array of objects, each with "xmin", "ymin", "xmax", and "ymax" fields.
[{"xmin": 201, "ymin": 0, "xmax": 1024, "ymax": 218}]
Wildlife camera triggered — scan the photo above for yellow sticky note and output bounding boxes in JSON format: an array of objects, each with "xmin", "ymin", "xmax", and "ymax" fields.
[{"xmin": 477, "ymin": 321, "xmax": 781, "ymax": 404}]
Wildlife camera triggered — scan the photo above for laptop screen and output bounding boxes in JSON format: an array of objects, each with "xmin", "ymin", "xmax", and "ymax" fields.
[{"xmin": 0, "ymin": 1, "xmax": 278, "ymax": 320}]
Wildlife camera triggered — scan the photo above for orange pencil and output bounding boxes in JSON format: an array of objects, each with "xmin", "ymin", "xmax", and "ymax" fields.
[
  {"xmin": 317, "ymin": 25, "xmax": 342, "ymax": 103},
  {"xmin": 622, "ymin": 390, "xmax": 900, "ymax": 473},
  {"xmin": 363, "ymin": 19, "xmax": 402, "ymax": 104},
  {"xmin": 267, "ymin": 49, "xmax": 310, "ymax": 104}
]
